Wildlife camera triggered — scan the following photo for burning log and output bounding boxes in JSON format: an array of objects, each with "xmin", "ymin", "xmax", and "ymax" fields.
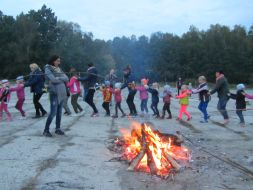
[
  {"xmin": 127, "ymin": 125, "xmax": 147, "ymax": 171},
  {"xmin": 164, "ymin": 152, "xmax": 182, "ymax": 171}
]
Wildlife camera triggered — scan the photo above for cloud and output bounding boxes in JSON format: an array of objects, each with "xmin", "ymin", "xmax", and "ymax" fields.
[{"xmin": 0, "ymin": 0, "xmax": 252, "ymax": 40}]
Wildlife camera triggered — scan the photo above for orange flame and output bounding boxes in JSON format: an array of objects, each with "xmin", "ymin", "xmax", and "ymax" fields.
[{"xmin": 121, "ymin": 122, "xmax": 189, "ymax": 176}]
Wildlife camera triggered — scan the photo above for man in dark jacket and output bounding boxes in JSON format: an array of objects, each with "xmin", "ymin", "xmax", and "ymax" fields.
[
  {"xmin": 210, "ymin": 70, "xmax": 230, "ymax": 125},
  {"xmin": 78, "ymin": 63, "xmax": 98, "ymax": 117},
  {"xmin": 25, "ymin": 63, "xmax": 47, "ymax": 118},
  {"xmin": 121, "ymin": 66, "xmax": 137, "ymax": 116}
]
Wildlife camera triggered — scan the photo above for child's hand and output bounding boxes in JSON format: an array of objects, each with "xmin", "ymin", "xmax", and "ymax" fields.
[{"xmin": 144, "ymin": 85, "xmax": 149, "ymax": 89}]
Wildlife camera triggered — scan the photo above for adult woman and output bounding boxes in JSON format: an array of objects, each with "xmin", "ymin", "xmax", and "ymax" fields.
[
  {"xmin": 210, "ymin": 70, "xmax": 230, "ymax": 125},
  {"xmin": 43, "ymin": 55, "xmax": 69, "ymax": 137},
  {"xmin": 78, "ymin": 63, "xmax": 98, "ymax": 117},
  {"xmin": 25, "ymin": 63, "xmax": 47, "ymax": 118}
]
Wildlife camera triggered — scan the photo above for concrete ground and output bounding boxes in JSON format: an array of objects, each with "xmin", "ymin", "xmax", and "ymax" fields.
[{"xmin": 0, "ymin": 88, "xmax": 253, "ymax": 190}]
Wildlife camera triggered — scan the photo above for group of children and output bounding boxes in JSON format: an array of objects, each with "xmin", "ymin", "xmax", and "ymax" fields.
[
  {"xmin": 0, "ymin": 76, "xmax": 26, "ymax": 122},
  {"xmin": 1, "ymin": 74, "xmax": 253, "ymax": 126}
]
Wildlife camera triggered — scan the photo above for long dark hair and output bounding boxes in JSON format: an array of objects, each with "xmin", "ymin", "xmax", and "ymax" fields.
[{"xmin": 48, "ymin": 55, "xmax": 60, "ymax": 66}]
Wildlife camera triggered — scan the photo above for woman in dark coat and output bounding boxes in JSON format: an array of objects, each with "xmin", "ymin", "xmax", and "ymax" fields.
[{"xmin": 25, "ymin": 63, "xmax": 47, "ymax": 118}]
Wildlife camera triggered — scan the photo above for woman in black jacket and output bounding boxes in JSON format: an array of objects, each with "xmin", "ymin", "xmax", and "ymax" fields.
[{"xmin": 25, "ymin": 63, "xmax": 47, "ymax": 118}]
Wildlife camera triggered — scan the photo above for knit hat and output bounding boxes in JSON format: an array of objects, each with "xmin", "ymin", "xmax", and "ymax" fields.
[
  {"xmin": 16, "ymin": 76, "xmax": 24, "ymax": 81},
  {"xmin": 115, "ymin": 82, "xmax": 121, "ymax": 89},
  {"xmin": 164, "ymin": 85, "xmax": 171, "ymax": 92},
  {"xmin": 1, "ymin": 79, "xmax": 9, "ymax": 84},
  {"xmin": 141, "ymin": 78, "xmax": 149, "ymax": 85},
  {"xmin": 236, "ymin": 83, "xmax": 245, "ymax": 90},
  {"xmin": 104, "ymin": 80, "xmax": 110, "ymax": 86}
]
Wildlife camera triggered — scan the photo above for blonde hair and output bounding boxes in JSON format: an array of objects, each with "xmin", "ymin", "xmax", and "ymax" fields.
[
  {"xmin": 30, "ymin": 63, "xmax": 39, "ymax": 70},
  {"xmin": 198, "ymin": 76, "xmax": 206, "ymax": 82}
]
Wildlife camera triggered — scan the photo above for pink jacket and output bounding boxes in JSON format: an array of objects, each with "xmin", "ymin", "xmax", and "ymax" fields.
[
  {"xmin": 113, "ymin": 89, "xmax": 122, "ymax": 103},
  {"xmin": 136, "ymin": 86, "xmax": 148, "ymax": 100},
  {"xmin": 67, "ymin": 76, "xmax": 81, "ymax": 94},
  {"xmin": 10, "ymin": 84, "xmax": 25, "ymax": 100},
  {"xmin": 245, "ymin": 94, "xmax": 253, "ymax": 99}
]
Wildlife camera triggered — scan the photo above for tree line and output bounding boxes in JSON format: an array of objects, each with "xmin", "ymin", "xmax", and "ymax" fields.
[{"xmin": 1, "ymin": 5, "xmax": 253, "ymax": 83}]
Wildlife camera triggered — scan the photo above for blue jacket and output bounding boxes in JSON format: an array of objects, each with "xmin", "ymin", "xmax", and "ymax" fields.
[
  {"xmin": 148, "ymin": 88, "xmax": 159, "ymax": 103},
  {"xmin": 79, "ymin": 67, "xmax": 98, "ymax": 89},
  {"xmin": 25, "ymin": 69, "xmax": 45, "ymax": 94}
]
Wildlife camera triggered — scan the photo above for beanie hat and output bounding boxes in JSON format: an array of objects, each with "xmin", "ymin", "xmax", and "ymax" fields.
[
  {"xmin": 1, "ymin": 79, "xmax": 9, "ymax": 84},
  {"xmin": 236, "ymin": 83, "xmax": 245, "ymax": 91},
  {"xmin": 16, "ymin": 76, "xmax": 24, "ymax": 81},
  {"xmin": 115, "ymin": 82, "xmax": 121, "ymax": 89},
  {"xmin": 104, "ymin": 80, "xmax": 110, "ymax": 86},
  {"xmin": 164, "ymin": 85, "xmax": 171, "ymax": 92}
]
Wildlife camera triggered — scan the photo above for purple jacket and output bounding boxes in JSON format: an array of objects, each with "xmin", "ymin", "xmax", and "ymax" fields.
[{"xmin": 136, "ymin": 86, "xmax": 148, "ymax": 100}]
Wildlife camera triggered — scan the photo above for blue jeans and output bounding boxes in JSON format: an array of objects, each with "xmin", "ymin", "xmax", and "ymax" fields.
[
  {"xmin": 140, "ymin": 99, "xmax": 148, "ymax": 113},
  {"xmin": 217, "ymin": 97, "xmax": 229, "ymax": 120},
  {"xmin": 44, "ymin": 94, "xmax": 64, "ymax": 132},
  {"xmin": 236, "ymin": 110, "xmax": 245, "ymax": 123},
  {"xmin": 198, "ymin": 101, "xmax": 209, "ymax": 121}
]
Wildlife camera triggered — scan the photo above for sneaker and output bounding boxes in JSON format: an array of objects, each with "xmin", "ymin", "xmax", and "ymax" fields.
[
  {"xmin": 160, "ymin": 115, "xmax": 165, "ymax": 119},
  {"xmin": 43, "ymin": 131, "xmax": 53, "ymax": 137},
  {"xmin": 239, "ymin": 122, "xmax": 245, "ymax": 127},
  {"xmin": 200, "ymin": 120, "xmax": 208, "ymax": 123},
  {"xmin": 91, "ymin": 112, "xmax": 99, "ymax": 117},
  {"xmin": 104, "ymin": 114, "xmax": 111, "ymax": 117},
  {"xmin": 32, "ymin": 115, "xmax": 41, "ymax": 119},
  {"xmin": 187, "ymin": 117, "xmax": 192, "ymax": 121},
  {"xmin": 176, "ymin": 117, "xmax": 182, "ymax": 121},
  {"xmin": 166, "ymin": 116, "xmax": 172, "ymax": 119},
  {"xmin": 41, "ymin": 111, "xmax": 47, "ymax": 117},
  {"xmin": 112, "ymin": 115, "xmax": 118, "ymax": 118},
  {"xmin": 223, "ymin": 119, "xmax": 229, "ymax": 125},
  {"xmin": 71, "ymin": 113, "xmax": 80, "ymax": 117},
  {"xmin": 18, "ymin": 116, "xmax": 27, "ymax": 120},
  {"xmin": 121, "ymin": 114, "xmax": 126, "ymax": 118},
  {"xmin": 55, "ymin": 129, "xmax": 65, "ymax": 135}
]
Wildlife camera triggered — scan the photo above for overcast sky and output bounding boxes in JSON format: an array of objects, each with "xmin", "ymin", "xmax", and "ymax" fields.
[{"xmin": 0, "ymin": 0, "xmax": 252, "ymax": 40}]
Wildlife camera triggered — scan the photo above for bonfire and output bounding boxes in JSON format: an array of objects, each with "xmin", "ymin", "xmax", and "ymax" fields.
[{"xmin": 111, "ymin": 122, "xmax": 190, "ymax": 179}]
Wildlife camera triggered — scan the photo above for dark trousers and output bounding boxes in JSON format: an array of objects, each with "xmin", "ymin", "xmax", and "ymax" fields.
[
  {"xmin": 198, "ymin": 101, "xmax": 209, "ymax": 121},
  {"xmin": 126, "ymin": 94, "xmax": 137, "ymax": 115},
  {"xmin": 162, "ymin": 103, "xmax": 171, "ymax": 117},
  {"xmin": 102, "ymin": 102, "xmax": 110, "ymax": 115},
  {"xmin": 115, "ymin": 102, "xmax": 125, "ymax": 116},
  {"xmin": 85, "ymin": 89, "xmax": 98, "ymax": 113},
  {"xmin": 44, "ymin": 94, "xmax": 63, "ymax": 132},
  {"xmin": 217, "ymin": 97, "xmax": 229, "ymax": 119},
  {"xmin": 15, "ymin": 98, "xmax": 25, "ymax": 116},
  {"xmin": 33, "ymin": 93, "xmax": 46, "ymax": 116},
  {"xmin": 151, "ymin": 101, "xmax": 159, "ymax": 116},
  {"xmin": 236, "ymin": 110, "xmax": 245, "ymax": 123},
  {"xmin": 71, "ymin": 93, "xmax": 83, "ymax": 113}
]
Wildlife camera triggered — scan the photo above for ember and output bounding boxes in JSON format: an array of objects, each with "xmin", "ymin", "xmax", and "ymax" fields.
[{"xmin": 114, "ymin": 122, "xmax": 191, "ymax": 178}]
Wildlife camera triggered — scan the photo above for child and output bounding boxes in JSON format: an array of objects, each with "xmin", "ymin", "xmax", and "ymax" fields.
[
  {"xmin": 161, "ymin": 85, "xmax": 172, "ymax": 119},
  {"xmin": 10, "ymin": 76, "xmax": 26, "ymax": 119},
  {"xmin": 191, "ymin": 76, "xmax": 210, "ymax": 123},
  {"xmin": 229, "ymin": 84, "xmax": 246, "ymax": 127},
  {"xmin": 112, "ymin": 83, "xmax": 126, "ymax": 118},
  {"xmin": 67, "ymin": 68, "xmax": 83, "ymax": 115},
  {"xmin": 146, "ymin": 82, "xmax": 160, "ymax": 118},
  {"xmin": 136, "ymin": 78, "xmax": 149, "ymax": 117},
  {"xmin": 101, "ymin": 81, "xmax": 113, "ymax": 116},
  {"xmin": 127, "ymin": 82, "xmax": 137, "ymax": 116},
  {"xmin": 176, "ymin": 84, "xmax": 191, "ymax": 121},
  {"xmin": 0, "ymin": 79, "xmax": 12, "ymax": 122}
]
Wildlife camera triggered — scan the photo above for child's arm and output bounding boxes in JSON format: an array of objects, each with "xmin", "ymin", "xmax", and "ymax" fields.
[
  {"xmin": 245, "ymin": 93, "xmax": 253, "ymax": 99},
  {"xmin": 229, "ymin": 93, "xmax": 236, "ymax": 100},
  {"xmin": 176, "ymin": 92, "xmax": 187, "ymax": 99},
  {"xmin": 67, "ymin": 77, "xmax": 75, "ymax": 88}
]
